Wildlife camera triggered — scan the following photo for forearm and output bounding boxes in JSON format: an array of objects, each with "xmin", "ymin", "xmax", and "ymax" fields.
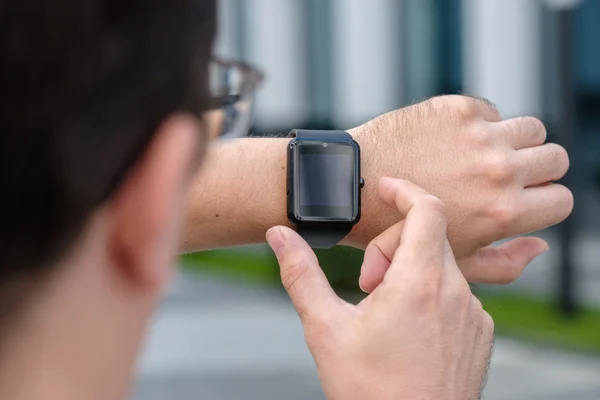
[
  {"xmin": 182, "ymin": 95, "xmax": 572, "ymax": 288},
  {"xmin": 180, "ymin": 126, "xmax": 388, "ymax": 252},
  {"xmin": 181, "ymin": 137, "xmax": 291, "ymax": 252}
]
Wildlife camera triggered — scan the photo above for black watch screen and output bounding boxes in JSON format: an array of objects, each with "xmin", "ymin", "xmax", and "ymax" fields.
[{"xmin": 288, "ymin": 139, "xmax": 360, "ymax": 224}]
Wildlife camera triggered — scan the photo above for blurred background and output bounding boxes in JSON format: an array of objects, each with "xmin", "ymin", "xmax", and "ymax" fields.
[{"xmin": 134, "ymin": 0, "xmax": 600, "ymax": 399}]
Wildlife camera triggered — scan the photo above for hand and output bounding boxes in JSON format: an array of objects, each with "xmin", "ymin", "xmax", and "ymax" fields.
[
  {"xmin": 267, "ymin": 178, "xmax": 494, "ymax": 400},
  {"xmin": 348, "ymin": 95, "xmax": 573, "ymax": 290}
]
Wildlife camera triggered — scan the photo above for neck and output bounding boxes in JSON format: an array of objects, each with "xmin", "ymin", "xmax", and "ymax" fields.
[{"xmin": 0, "ymin": 255, "xmax": 155, "ymax": 400}]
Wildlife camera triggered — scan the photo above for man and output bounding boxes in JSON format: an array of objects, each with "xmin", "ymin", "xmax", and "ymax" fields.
[{"xmin": 0, "ymin": 1, "xmax": 571, "ymax": 399}]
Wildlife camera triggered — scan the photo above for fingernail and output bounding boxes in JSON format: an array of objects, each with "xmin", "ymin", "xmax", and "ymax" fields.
[
  {"xmin": 266, "ymin": 227, "xmax": 286, "ymax": 257},
  {"xmin": 542, "ymin": 242, "xmax": 551, "ymax": 253},
  {"xmin": 358, "ymin": 279, "xmax": 370, "ymax": 294}
]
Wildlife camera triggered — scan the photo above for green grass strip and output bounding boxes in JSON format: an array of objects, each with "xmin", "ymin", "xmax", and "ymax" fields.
[
  {"xmin": 479, "ymin": 292, "xmax": 600, "ymax": 354},
  {"xmin": 181, "ymin": 249, "xmax": 600, "ymax": 353},
  {"xmin": 180, "ymin": 249, "xmax": 280, "ymax": 285}
]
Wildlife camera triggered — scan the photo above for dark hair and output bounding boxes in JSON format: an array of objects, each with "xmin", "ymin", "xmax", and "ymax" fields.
[{"xmin": 0, "ymin": 0, "xmax": 216, "ymax": 315}]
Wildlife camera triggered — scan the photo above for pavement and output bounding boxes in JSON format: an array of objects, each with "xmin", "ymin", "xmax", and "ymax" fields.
[{"xmin": 132, "ymin": 270, "xmax": 600, "ymax": 400}]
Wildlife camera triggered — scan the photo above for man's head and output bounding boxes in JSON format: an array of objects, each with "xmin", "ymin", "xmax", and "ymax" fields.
[{"xmin": 0, "ymin": 0, "xmax": 216, "ymax": 397}]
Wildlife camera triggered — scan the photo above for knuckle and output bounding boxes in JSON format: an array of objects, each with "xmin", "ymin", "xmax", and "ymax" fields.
[
  {"xmin": 448, "ymin": 279, "xmax": 473, "ymax": 306},
  {"xmin": 470, "ymin": 295, "xmax": 484, "ymax": 315},
  {"xmin": 470, "ymin": 296, "xmax": 486, "ymax": 328},
  {"xmin": 489, "ymin": 197, "xmax": 519, "ymax": 233},
  {"xmin": 522, "ymin": 116, "xmax": 547, "ymax": 143},
  {"xmin": 428, "ymin": 94, "xmax": 454, "ymax": 109},
  {"xmin": 482, "ymin": 153, "xmax": 518, "ymax": 184},
  {"xmin": 429, "ymin": 95, "xmax": 479, "ymax": 119},
  {"xmin": 419, "ymin": 194, "xmax": 447, "ymax": 217},
  {"xmin": 469, "ymin": 125, "xmax": 494, "ymax": 146},
  {"xmin": 482, "ymin": 310, "xmax": 495, "ymax": 335},
  {"xmin": 485, "ymin": 104, "xmax": 502, "ymax": 121},
  {"xmin": 449, "ymin": 95, "xmax": 480, "ymax": 119}
]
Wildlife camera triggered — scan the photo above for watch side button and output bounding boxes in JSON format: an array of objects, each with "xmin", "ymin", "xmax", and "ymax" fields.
[{"xmin": 360, "ymin": 177, "xmax": 365, "ymax": 188}]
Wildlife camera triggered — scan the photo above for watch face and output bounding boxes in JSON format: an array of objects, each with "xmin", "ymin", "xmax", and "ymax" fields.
[{"xmin": 289, "ymin": 139, "xmax": 360, "ymax": 223}]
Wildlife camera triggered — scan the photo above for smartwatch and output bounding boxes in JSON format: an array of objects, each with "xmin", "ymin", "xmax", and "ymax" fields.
[{"xmin": 287, "ymin": 129, "xmax": 364, "ymax": 248}]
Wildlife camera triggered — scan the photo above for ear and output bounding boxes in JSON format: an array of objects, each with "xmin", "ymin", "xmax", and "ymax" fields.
[{"xmin": 107, "ymin": 114, "xmax": 201, "ymax": 292}]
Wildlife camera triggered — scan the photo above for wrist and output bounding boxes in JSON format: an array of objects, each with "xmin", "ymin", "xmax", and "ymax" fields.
[
  {"xmin": 182, "ymin": 137, "xmax": 291, "ymax": 251},
  {"xmin": 342, "ymin": 124, "xmax": 389, "ymax": 248}
]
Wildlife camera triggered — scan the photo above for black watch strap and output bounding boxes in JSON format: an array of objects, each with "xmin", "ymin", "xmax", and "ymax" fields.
[
  {"xmin": 296, "ymin": 223, "xmax": 353, "ymax": 249},
  {"xmin": 289, "ymin": 129, "xmax": 352, "ymax": 140},
  {"xmin": 288, "ymin": 129, "xmax": 354, "ymax": 249}
]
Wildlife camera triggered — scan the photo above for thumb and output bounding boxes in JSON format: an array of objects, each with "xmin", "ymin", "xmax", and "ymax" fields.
[
  {"xmin": 267, "ymin": 226, "xmax": 341, "ymax": 321},
  {"xmin": 457, "ymin": 237, "xmax": 549, "ymax": 284}
]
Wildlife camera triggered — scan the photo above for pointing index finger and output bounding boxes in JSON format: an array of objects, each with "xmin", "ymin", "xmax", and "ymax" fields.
[{"xmin": 378, "ymin": 177, "xmax": 449, "ymax": 265}]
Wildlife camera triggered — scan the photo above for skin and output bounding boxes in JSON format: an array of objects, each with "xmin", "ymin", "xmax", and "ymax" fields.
[
  {"xmin": 0, "ymin": 96, "xmax": 571, "ymax": 400},
  {"xmin": 0, "ymin": 115, "xmax": 201, "ymax": 400},
  {"xmin": 267, "ymin": 178, "xmax": 495, "ymax": 400},
  {"xmin": 183, "ymin": 95, "xmax": 573, "ymax": 289}
]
